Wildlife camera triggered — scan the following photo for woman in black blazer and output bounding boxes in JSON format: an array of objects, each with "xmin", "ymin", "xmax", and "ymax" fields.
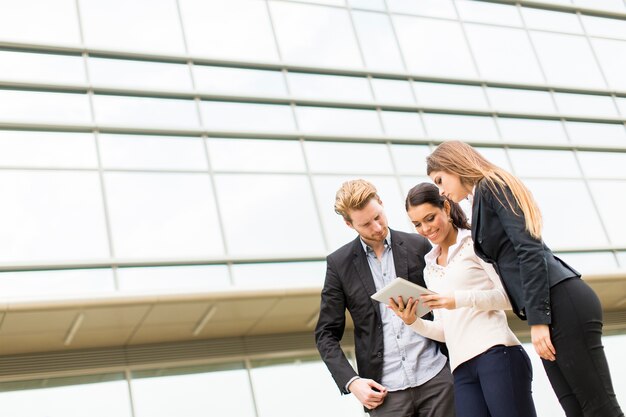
[{"xmin": 426, "ymin": 141, "xmax": 623, "ymax": 417}]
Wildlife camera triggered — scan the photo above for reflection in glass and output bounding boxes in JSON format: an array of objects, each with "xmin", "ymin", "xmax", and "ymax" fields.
[
  {"xmin": 371, "ymin": 78, "xmax": 415, "ymax": 105},
  {"xmin": 591, "ymin": 38, "xmax": 626, "ymax": 91},
  {"xmin": 0, "ymin": 269, "xmax": 115, "ymax": 299},
  {"xmin": 250, "ymin": 356, "xmax": 363, "ymax": 417},
  {"xmin": 530, "ymin": 31, "xmax": 606, "ymax": 89},
  {"xmin": 270, "ymin": 1, "xmax": 363, "ymax": 68},
  {"xmin": 465, "ymin": 24, "xmax": 543, "ymax": 84},
  {"xmin": 351, "ymin": 10, "xmax": 405, "ymax": 71},
  {"xmin": 0, "ymin": 131, "xmax": 97, "ymax": 168},
  {"xmin": 194, "ymin": 65, "xmax": 287, "ymax": 97},
  {"xmin": 232, "ymin": 261, "xmax": 326, "ymax": 287},
  {"xmin": 380, "ymin": 111, "xmax": 425, "ymax": 138},
  {"xmin": 88, "ymin": 57, "xmax": 193, "ymax": 91},
  {"xmin": 394, "ymin": 16, "xmax": 476, "ymax": 78},
  {"xmin": 80, "ymin": 0, "xmax": 185, "ymax": 54},
  {"xmin": 0, "ymin": 90, "xmax": 91, "ymax": 125},
  {"xmin": 487, "ymin": 87, "xmax": 556, "ymax": 115},
  {"xmin": 93, "ymin": 95, "xmax": 199, "ymax": 129},
  {"xmin": 201, "ymin": 101, "xmax": 295, "ymax": 133},
  {"xmin": 0, "ymin": 373, "xmax": 132, "ymax": 417},
  {"xmin": 0, "ymin": 171, "xmax": 109, "ymax": 262},
  {"xmin": 0, "ymin": 0, "xmax": 80, "ymax": 45},
  {"xmin": 131, "ymin": 363, "xmax": 255, "ymax": 417},
  {"xmin": 118, "ymin": 265, "xmax": 230, "ymax": 292},
  {"xmin": 305, "ymin": 141, "xmax": 392, "ymax": 174},
  {"xmin": 215, "ymin": 174, "xmax": 326, "ymax": 256},
  {"xmin": 99, "ymin": 134, "xmax": 207, "ymax": 170},
  {"xmin": 525, "ymin": 179, "xmax": 608, "ymax": 249},
  {"xmin": 497, "ymin": 118, "xmax": 568, "ymax": 144},
  {"xmin": 296, "ymin": 106, "xmax": 382, "ymax": 136},
  {"xmin": 589, "ymin": 180, "xmax": 626, "ymax": 246},
  {"xmin": 208, "ymin": 138, "xmax": 305, "ymax": 172},
  {"xmin": 105, "ymin": 172, "xmax": 224, "ymax": 258},
  {"xmin": 414, "ymin": 82, "xmax": 488, "ymax": 110},
  {"xmin": 0, "ymin": 50, "xmax": 85, "ymax": 85},
  {"xmin": 288, "ymin": 72, "xmax": 372, "ymax": 102},
  {"xmin": 422, "ymin": 113, "xmax": 499, "ymax": 141},
  {"xmin": 509, "ymin": 149, "xmax": 580, "ymax": 177}
]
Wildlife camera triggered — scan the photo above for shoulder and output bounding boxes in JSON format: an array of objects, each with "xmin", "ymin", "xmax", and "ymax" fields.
[{"xmin": 391, "ymin": 229, "xmax": 431, "ymax": 252}]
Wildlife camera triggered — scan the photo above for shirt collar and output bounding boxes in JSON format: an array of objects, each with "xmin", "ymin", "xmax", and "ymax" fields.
[{"xmin": 360, "ymin": 230, "xmax": 392, "ymax": 254}]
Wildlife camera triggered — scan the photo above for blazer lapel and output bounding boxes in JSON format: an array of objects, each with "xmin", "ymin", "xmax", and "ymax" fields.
[
  {"xmin": 351, "ymin": 237, "xmax": 381, "ymax": 320},
  {"xmin": 390, "ymin": 229, "xmax": 409, "ymax": 281}
]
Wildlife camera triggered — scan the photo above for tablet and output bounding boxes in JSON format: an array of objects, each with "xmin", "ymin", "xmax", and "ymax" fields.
[{"xmin": 371, "ymin": 277, "xmax": 436, "ymax": 318}]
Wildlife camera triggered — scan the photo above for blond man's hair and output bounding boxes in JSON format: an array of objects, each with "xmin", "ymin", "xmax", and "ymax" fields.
[
  {"xmin": 334, "ymin": 179, "xmax": 380, "ymax": 222},
  {"xmin": 427, "ymin": 141, "xmax": 543, "ymax": 239}
]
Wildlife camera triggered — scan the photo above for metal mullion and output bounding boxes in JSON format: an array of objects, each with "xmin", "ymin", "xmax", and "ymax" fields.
[
  {"xmin": 125, "ymin": 369, "xmax": 138, "ymax": 417},
  {"xmin": 479, "ymin": 0, "xmax": 626, "ymax": 19}
]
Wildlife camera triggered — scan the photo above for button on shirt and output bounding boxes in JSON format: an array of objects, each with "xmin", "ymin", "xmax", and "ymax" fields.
[{"xmin": 361, "ymin": 234, "xmax": 447, "ymax": 392}]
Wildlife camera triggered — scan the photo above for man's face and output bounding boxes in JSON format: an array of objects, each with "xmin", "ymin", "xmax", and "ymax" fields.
[{"xmin": 346, "ymin": 198, "xmax": 389, "ymax": 244}]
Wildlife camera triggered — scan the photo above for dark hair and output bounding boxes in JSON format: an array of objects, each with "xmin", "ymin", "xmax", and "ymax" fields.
[{"xmin": 405, "ymin": 182, "xmax": 470, "ymax": 230}]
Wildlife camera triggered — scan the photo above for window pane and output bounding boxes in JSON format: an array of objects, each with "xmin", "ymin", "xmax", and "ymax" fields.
[
  {"xmin": 312, "ymin": 175, "xmax": 410, "ymax": 250},
  {"xmin": 572, "ymin": 0, "xmax": 626, "ymax": 13},
  {"xmin": 0, "ymin": 50, "xmax": 85, "ymax": 85},
  {"xmin": 589, "ymin": 180, "xmax": 626, "ymax": 246},
  {"xmin": 564, "ymin": 121, "xmax": 626, "ymax": 146},
  {"xmin": 118, "ymin": 265, "xmax": 230, "ymax": 292},
  {"xmin": 423, "ymin": 113, "xmax": 499, "ymax": 141},
  {"xmin": 93, "ymin": 95, "xmax": 199, "ymax": 129},
  {"xmin": 215, "ymin": 174, "xmax": 325, "ymax": 256},
  {"xmin": 391, "ymin": 144, "xmax": 431, "ymax": 175},
  {"xmin": 351, "ymin": 10, "xmax": 405, "ymax": 71},
  {"xmin": 201, "ymin": 101, "xmax": 295, "ymax": 133},
  {"xmin": 250, "ymin": 357, "xmax": 363, "ymax": 417},
  {"xmin": 0, "ymin": 90, "xmax": 91, "ymax": 125},
  {"xmin": 0, "ymin": 0, "xmax": 80, "ymax": 45},
  {"xmin": 414, "ymin": 82, "xmax": 488, "ymax": 111},
  {"xmin": 387, "ymin": 0, "xmax": 456, "ymax": 19},
  {"xmin": 617, "ymin": 97, "xmax": 626, "ymax": 117},
  {"xmin": 372, "ymin": 79, "xmax": 415, "ymax": 105},
  {"xmin": 456, "ymin": 0, "xmax": 522, "ymax": 26},
  {"xmin": 578, "ymin": 151, "xmax": 626, "ymax": 178},
  {"xmin": 591, "ymin": 38, "xmax": 626, "ymax": 91},
  {"xmin": 476, "ymin": 147, "xmax": 512, "ymax": 171},
  {"xmin": 194, "ymin": 66, "xmax": 287, "ymax": 97},
  {"xmin": 99, "ymin": 134, "xmax": 207, "ymax": 170},
  {"xmin": 465, "ymin": 24, "xmax": 544, "ymax": 84},
  {"xmin": 207, "ymin": 138, "xmax": 305, "ymax": 172},
  {"xmin": 380, "ymin": 111, "xmax": 426, "ymax": 138},
  {"xmin": 487, "ymin": 87, "xmax": 556, "ymax": 115},
  {"xmin": 305, "ymin": 141, "xmax": 393, "ymax": 174},
  {"xmin": 105, "ymin": 172, "xmax": 224, "ymax": 258},
  {"xmin": 232, "ymin": 261, "xmax": 326, "ymax": 287},
  {"xmin": 521, "ymin": 7, "xmax": 583, "ymax": 34},
  {"xmin": 180, "ymin": 0, "xmax": 278, "ymax": 61},
  {"xmin": 554, "ymin": 92, "xmax": 618, "ymax": 118},
  {"xmin": 80, "ymin": 0, "xmax": 185, "ymax": 54},
  {"xmin": 131, "ymin": 364, "xmax": 255, "ymax": 417},
  {"xmin": 530, "ymin": 31, "xmax": 606, "ymax": 89},
  {"xmin": 525, "ymin": 179, "xmax": 608, "ymax": 248},
  {"xmin": 288, "ymin": 72, "xmax": 372, "ymax": 102},
  {"xmin": 555, "ymin": 252, "xmax": 619, "ymax": 275},
  {"xmin": 0, "ymin": 269, "xmax": 115, "ymax": 299},
  {"xmin": 0, "ymin": 374, "xmax": 132, "ymax": 417},
  {"xmin": 394, "ymin": 16, "xmax": 477, "ymax": 78},
  {"xmin": 88, "ymin": 58, "xmax": 193, "ymax": 92},
  {"xmin": 270, "ymin": 1, "xmax": 363, "ymax": 68},
  {"xmin": 0, "ymin": 171, "xmax": 109, "ymax": 262},
  {"xmin": 497, "ymin": 118, "xmax": 568, "ymax": 144},
  {"xmin": 296, "ymin": 106, "xmax": 382, "ymax": 136},
  {"xmin": 582, "ymin": 15, "xmax": 626, "ymax": 39},
  {"xmin": 349, "ymin": 0, "xmax": 385, "ymax": 10},
  {"xmin": 0, "ymin": 131, "xmax": 97, "ymax": 168},
  {"xmin": 509, "ymin": 149, "xmax": 580, "ymax": 177}
]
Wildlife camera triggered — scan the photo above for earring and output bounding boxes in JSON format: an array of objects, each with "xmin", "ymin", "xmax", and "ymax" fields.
[{"xmin": 448, "ymin": 217, "xmax": 453, "ymax": 223}]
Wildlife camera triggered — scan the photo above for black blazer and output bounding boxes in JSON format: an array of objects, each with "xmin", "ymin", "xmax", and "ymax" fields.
[
  {"xmin": 472, "ymin": 180, "xmax": 580, "ymax": 325},
  {"xmin": 314, "ymin": 229, "xmax": 432, "ymax": 393}
]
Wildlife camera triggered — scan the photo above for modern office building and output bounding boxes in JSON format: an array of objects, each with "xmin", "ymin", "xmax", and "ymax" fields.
[{"xmin": 0, "ymin": 0, "xmax": 624, "ymax": 415}]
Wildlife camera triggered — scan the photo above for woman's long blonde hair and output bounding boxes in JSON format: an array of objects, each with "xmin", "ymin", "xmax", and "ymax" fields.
[{"xmin": 426, "ymin": 141, "xmax": 543, "ymax": 239}]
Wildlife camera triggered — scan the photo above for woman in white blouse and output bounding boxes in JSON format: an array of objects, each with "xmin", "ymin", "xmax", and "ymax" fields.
[{"xmin": 390, "ymin": 182, "xmax": 536, "ymax": 417}]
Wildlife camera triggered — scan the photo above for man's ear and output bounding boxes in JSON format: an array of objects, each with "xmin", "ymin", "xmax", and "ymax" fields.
[{"xmin": 345, "ymin": 219, "xmax": 354, "ymax": 230}]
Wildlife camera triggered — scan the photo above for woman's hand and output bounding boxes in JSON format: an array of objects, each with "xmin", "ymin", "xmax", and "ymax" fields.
[
  {"xmin": 420, "ymin": 294, "xmax": 456, "ymax": 310},
  {"xmin": 388, "ymin": 296, "xmax": 418, "ymax": 325},
  {"xmin": 531, "ymin": 324, "xmax": 556, "ymax": 361}
]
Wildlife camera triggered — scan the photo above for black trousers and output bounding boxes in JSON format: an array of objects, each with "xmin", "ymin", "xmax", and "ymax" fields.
[{"xmin": 543, "ymin": 278, "xmax": 624, "ymax": 417}]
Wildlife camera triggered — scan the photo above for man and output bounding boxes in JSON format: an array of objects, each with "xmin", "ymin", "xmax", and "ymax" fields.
[{"xmin": 315, "ymin": 179, "xmax": 455, "ymax": 417}]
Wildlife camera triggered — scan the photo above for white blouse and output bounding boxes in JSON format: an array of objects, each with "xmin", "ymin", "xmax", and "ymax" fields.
[{"xmin": 408, "ymin": 228, "xmax": 520, "ymax": 372}]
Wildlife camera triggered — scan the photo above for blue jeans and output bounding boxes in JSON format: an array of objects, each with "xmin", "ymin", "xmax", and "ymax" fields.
[{"xmin": 453, "ymin": 345, "xmax": 537, "ymax": 417}]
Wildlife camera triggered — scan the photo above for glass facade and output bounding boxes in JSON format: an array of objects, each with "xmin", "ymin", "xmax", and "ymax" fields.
[{"xmin": 0, "ymin": 0, "xmax": 625, "ymax": 415}]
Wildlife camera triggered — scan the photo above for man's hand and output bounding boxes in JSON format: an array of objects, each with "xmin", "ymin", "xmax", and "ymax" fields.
[
  {"xmin": 348, "ymin": 378, "xmax": 388, "ymax": 410},
  {"xmin": 531, "ymin": 324, "xmax": 556, "ymax": 361}
]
